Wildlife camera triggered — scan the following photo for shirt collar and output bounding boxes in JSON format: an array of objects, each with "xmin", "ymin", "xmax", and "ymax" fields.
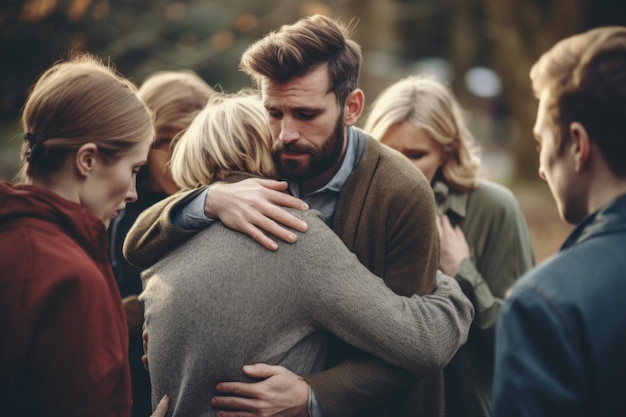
[{"xmin": 289, "ymin": 127, "xmax": 357, "ymax": 197}]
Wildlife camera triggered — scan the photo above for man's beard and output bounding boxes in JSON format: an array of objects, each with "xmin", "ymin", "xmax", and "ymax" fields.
[{"xmin": 271, "ymin": 112, "xmax": 345, "ymax": 182}]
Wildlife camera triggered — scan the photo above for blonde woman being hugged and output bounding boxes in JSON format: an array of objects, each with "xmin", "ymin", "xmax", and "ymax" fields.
[
  {"xmin": 364, "ymin": 75, "xmax": 535, "ymax": 417},
  {"xmin": 0, "ymin": 54, "xmax": 168, "ymax": 417}
]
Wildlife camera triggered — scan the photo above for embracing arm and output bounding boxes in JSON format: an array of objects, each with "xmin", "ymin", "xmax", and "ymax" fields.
[
  {"xmin": 123, "ymin": 187, "xmax": 207, "ymax": 269},
  {"xmin": 306, "ymin": 263, "xmax": 474, "ymax": 373},
  {"xmin": 123, "ymin": 178, "xmax": 309, "ymax": 269},
  {"xmin": 295, "ymin": 210, "xmax": 472, "ymax": 371},
  {"xmin": 210, "ymin": 208, "xmax": 472, "ymax": 417},
  {"xmin": 305, "ymin": 164, "xmax": 455, "ymax": 416}
]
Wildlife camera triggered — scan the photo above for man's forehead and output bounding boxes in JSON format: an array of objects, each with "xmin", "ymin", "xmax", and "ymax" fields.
[
  {"xmin": 260, "ymin": 66, "xmax": 333, "ymax": 98},
  {"xmin": 261, "ymin": 85, "xmax": 335, "ymax": 109}
]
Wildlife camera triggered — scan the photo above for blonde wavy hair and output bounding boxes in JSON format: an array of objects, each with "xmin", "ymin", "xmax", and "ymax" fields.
[
  {"xmin": 364, "ymin": 75, "xmax": 481, "ymax": 191},
  {"xmin": 18, "ymin": 53, "xmax": 154, "ymax": 183},
  {"xmin": 170, "ymin": 91, "xmax": 277, "ymax": 190}
]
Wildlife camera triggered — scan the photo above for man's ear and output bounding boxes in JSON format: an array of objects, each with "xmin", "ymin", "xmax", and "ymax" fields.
[
  {"xmin": 75, "ymin": 143, "xmax": 98, "ymax": 177},
  {"xmin": 344, "ymin": 89, "xmax": 365, "ymax": 127},
  {"xmin": 569, "ymin": 122, "xmax": 590, "ymax": 172}
]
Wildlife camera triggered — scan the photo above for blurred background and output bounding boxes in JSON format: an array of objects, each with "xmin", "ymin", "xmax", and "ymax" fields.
[{"xmin": 2, "ymin": 0, "xmax": 626, "ymax": 261}]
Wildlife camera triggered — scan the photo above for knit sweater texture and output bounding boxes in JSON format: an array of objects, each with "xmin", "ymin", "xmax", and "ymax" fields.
[
  {"xmin": 125, "ymin": 130, "xmax": 457, "ymax": 417},
  {"xmin": 140, "ymin": 179, "xmax": 472, "ymax": 416}
]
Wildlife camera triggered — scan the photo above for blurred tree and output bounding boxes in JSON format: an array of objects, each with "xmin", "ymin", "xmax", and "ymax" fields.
[
  {"xmin": 4, "ymin": 0, "xmax": 626, "ymax": 185},
  {"xmin": 480, "ymin": 0, "xmax": 588, "ymax": 184},
  {"xmin": 341, "ymin": 0, "xmax": 403, "ymax": 100}
]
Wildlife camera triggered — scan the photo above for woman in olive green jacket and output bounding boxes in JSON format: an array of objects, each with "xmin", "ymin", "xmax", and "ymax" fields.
[{"xmin": 363, "ymin": 75, "xmax": 536, "ymax": 417}]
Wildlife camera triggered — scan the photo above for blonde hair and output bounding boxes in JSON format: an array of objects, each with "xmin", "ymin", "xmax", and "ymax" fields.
[
  {"xmin": 18, "ymin": 53, "xmax": 154, "ymax": 183},
  {"xmin": 170, "ymin": 91, "xmax": 277, "ymax": 190},
  {"xmin": 138, "ymin": 70, "xmax": 215, "ymax": 146},
  {"xmin": 364, "ymin": 75, "xmax": 481, "ymax": 191}
]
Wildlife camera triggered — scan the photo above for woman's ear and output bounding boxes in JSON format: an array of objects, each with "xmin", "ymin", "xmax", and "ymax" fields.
[
  {"xmin": 569, "ymin": 122, "xmax": 590, "ymax": 172},
  {"xmin": 75, "ymin": 143, "xmax": 98, "ymax": 177},
  {"xmin": 344, "ymin": 89, "xmax": 365, "ymax": 127}
]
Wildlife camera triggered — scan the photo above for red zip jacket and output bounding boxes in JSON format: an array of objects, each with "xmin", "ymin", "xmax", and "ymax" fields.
[{"xmin": 0, "ymin": 181, "xmax": 131, "ymax": 417}]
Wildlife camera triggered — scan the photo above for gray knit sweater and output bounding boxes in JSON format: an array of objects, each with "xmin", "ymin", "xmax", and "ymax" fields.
[{"xmin": 140, "ymin": 208, "xmax": 472, "ymax": 417}]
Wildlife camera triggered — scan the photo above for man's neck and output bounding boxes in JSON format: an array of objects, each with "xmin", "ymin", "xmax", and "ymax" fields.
[{"xmin": 587, "ymin": 170, "xmax": 626, "ymax": 216}]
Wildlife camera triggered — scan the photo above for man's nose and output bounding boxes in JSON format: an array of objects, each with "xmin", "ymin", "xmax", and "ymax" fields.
[{"xmin": 279, "ymin": 117, "xmax": 299, "ymax": 144}]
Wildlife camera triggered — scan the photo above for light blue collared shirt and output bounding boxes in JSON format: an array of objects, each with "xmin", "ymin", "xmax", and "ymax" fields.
[{"xmin": 287, "ymin": 127, "xmax": 357, "ymax": 226}]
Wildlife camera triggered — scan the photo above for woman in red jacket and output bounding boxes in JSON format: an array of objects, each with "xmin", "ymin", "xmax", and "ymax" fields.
[{"xmin": 0, "ymin": 54, "xmax": 168, "ymax": 417}]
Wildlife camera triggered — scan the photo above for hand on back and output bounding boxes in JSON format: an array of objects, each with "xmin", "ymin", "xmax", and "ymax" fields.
[{"xmin": 205, "ymin": 178, "xmax": 309, "ymax": 250}]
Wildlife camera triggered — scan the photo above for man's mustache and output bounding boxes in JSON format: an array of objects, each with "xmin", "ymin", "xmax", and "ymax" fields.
[{"xmin": 272, "ymin": 141, "xmax": 313, "ymax": 154}]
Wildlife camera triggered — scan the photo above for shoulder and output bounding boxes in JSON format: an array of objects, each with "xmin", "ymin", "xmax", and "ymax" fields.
[
  {"xmin": 499, "ymin": 259, "xmax": 570, "ymax": 334},
  {"xmin": 470, "ymin": 180, "xmax": 520, "ymax": 207},
  {"xmin": 465, "ymin": 180, "xmax": 525, "ymax": 219},
  {"xmin": 507, "ymin": 244, "xmax": 602, "ymax": 312},
  {"xmin": 1, "ymin": 219, "xmax": 90, "ymax": 266}
]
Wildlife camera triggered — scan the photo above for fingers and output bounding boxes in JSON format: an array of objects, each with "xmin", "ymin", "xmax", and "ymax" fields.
[
  {"xmin": 216, "ymin": 409, "xmax": 256, "ymax": 417},
  {"xmin": 438, "ymin": 214, "xmax": 458, "ymax": 240},
  {"xmin": 254, "ymin": 178, "xmax": 290, "ymax": 192},
  {"xmin": 265, "ymin": 204, "xmax": 308, "ymax": 232},
  {"xmin": 439, "ymin": 214, "xmax": 452, "ymax": 230},
  {"xmin": 212, "ymin": 397, "xmax": 264, "ymax": 416},
  {"xmin": 215, "ymin": 381, "xmax": 261, "ymax": 399},
  {"xmin": 242, "ymin": 363, "xmax": 283, "ymax": 378},
  {"xmin": 268, "ymin": 188, "xmax": 309, "ymax": 212},
  {"xmin": 454, "ymin": 224, "xmax": 466, "ymax": 240},
  {"xmin": 233, "ymin": 208, "xmax": 308, "ymax": 250},
  {"xmin": 150, "ymin": 395, "xmax": 169, "ymax": 417},
  {"xmin": 436, "ymin": 215, "xmax": 443, "ymax": 237},
  {"xmin": 207, "ymin": 179, "xmax": 309, "ymax": 249},
  {"xmin": 238, "ymin": 223, "xmax": 280, "ymax": 251},
  {"xmin": 213, "ymin": 366, "xmax": 309, "ymax": 417},
  {"xmin": 212, "ymin": 382, "xmax": 270, "ymax": 416}
]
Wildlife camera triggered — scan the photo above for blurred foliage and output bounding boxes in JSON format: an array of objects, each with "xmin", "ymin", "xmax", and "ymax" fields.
[{"xmin": 2, "ymin": 0, "xmax": 626, "ymax": 184}]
